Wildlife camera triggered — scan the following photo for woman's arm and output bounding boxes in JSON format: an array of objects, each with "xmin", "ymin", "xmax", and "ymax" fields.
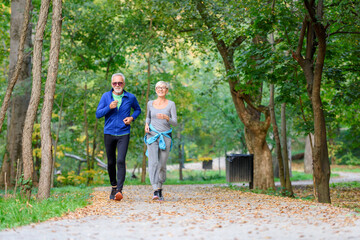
[
  {"xmin": 168, "ymin": 102, "xmax": 177, "ymax": 127},
  {"xmin": 145, "ymin": 101, "xmax": 152, "ymax": 133}
]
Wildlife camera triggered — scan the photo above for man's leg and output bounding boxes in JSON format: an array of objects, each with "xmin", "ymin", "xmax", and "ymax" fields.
[
  {"xmin": 104, "ymin": 134, "xmax": 118, "ymax": 199},
  {"xmin": 116, "ymin": 134, "xmax": 130, "ymax": 192}
]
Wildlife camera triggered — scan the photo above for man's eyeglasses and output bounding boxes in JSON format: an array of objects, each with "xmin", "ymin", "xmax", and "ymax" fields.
[
  {"xmin": 112, "ymin": 82, "xmax": 124, "ymax": 86},
  {"xmin": 156, "ymin": 87, "xmax": 167, "ymax": 90}
]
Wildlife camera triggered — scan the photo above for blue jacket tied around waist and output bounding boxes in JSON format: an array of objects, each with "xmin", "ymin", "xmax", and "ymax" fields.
[{"xmin": 144, "ymin": 124, "xmax": 172, "ymax": 156}]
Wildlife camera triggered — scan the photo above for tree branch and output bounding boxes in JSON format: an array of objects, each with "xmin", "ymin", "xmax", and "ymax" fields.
[{"xmin": 292, "ymin": 20, "xmax": 307, "ymax": 66}]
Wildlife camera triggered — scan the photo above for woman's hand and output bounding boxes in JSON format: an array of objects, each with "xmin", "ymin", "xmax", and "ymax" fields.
[
  {"xmin": 145, "ymin": 123, "xmax": 150, "ymax": 133},
  {"xmin": 156, "ymin": 113, "xmax": 169, "ymax": 121}
]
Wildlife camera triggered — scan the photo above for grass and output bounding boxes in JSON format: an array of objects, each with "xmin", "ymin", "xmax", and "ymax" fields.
[
  {"xmin": 331, "ymin": 165, "xmax": 360, "ymax": 173},
  {"xmin": 274, "ymin": 171, "xmax": 339, "ymax": 182},
  {"xmin": 0, "ymin": 186, "xmax": 93, "ymax": 230}
]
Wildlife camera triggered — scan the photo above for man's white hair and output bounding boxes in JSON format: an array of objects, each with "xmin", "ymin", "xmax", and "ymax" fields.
[
  {"xmin": 111, "ymin": 73, "xmax": 126, "ymax": 83},
  {"xmin": 155, "ymin": 81, "xmax": 169, "ymax": 89}
]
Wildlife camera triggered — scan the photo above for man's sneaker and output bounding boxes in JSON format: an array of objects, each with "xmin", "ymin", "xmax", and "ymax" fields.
[
  {"xmin": 158, "ymin": 189, "xmax": 164, "ymax": 201},
  {"xmin": 152, "ymin": 190, "xmax": 160, "ymax": 200},
  {"xmin": 110, "ymin": 187, "xmax": 117, "ymax": 200},
  {"xmin": 115, "ymin": 190, "xmax": 123, "ymax": 201}
]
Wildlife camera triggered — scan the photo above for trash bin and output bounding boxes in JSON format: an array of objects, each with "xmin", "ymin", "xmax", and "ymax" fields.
[
  {"xmin": 202, "ymin": 160, "xmax": 213, "ymax": 170},
  {"xmin": 226, "ymin": 154, "xmax": 254, "ymax": 189}
]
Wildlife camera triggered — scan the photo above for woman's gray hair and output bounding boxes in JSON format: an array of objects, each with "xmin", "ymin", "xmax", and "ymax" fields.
[
  {"xmin": 111, "ymin": 73, "xmax": 126, "ymax": 83},
  {"xmin": 155, "ymin": 81, "xmax": 169, "ymax": 90}
]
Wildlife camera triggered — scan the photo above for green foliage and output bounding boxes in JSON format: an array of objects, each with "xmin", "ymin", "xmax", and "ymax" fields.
[
  {"xmin": 329, "ymin": 129, "xmax": 360, "ymax": 165},
  {"xmin": 19, "ymin": 175, "xmax": 33, "ymax": 191},
  {"xmin": 0, "ymin": 186, "xmax": 92, "ymax": 230},
  {"xmin": 335, "ymin": 152, "xmax": 360, "ymax": 166},
  {"xmin": 56, "ymin": 169, "xmax": 107, "ymax": 186}
]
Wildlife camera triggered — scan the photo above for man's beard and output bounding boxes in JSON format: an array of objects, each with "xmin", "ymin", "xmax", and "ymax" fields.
[{"xmin": 114, "ymin": 87, "xmax": 123, "ymax": 93}]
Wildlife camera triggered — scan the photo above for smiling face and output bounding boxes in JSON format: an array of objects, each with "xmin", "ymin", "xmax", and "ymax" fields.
[
  {"xmin": 155, "ymin": 85, "xmax": 168, "ymax": 97},
  {"xmin": 112, "ymin": 75, "xmax": 125, "ymax": 94}
]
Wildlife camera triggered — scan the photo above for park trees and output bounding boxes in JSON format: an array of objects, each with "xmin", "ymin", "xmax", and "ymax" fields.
[
  {"xmin": 0, "ymin": 0, "xmax": 32, "ymax": 188},
  {"xmin": 272, "ymin": 0, "xmax": 360, "ymax": 202},
  {"xmin": 37, "ymin": 0, "xmax": 63, "ymax": 199},
  {"xmin": 0, "ymin": 0, "xmax": 358, "ymax": 203},
  {"xmin": 22, "ymin": 0, "xmax": 51, "ymax": 197},
  {"xmin": 153, "ymin": 0, "xmax": 276, "ymax": 189}
]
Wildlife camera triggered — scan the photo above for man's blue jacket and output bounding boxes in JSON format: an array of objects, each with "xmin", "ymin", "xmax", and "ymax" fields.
[{"xmin": 96, "ymin": 89, "xmax": 141, "ymax": 135}]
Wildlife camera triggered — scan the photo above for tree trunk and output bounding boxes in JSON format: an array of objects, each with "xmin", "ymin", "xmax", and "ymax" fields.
[
  {"xmin": 269, "ymin": 84, "xmax": 285, "ymax": 189},
  {"xmin": 91, "ymin": 119, "xmax": 98, "ymax": 170},
  {"xmin": 37, "ymin": 0, "xmax": 62, "ymax": 199},
  {"xmin": 304, "ymin": 133, "xmax": 314, "ymax": 174},
  {"xmin": 51, "ymin": 88, "xmax": 65, "ymax": 187},
  {"xmin": 312, "ymin": 42, "xmax": 331, "ymax": 203},
  {"xmin": 22, "ymin": 0, "xmax": 51, "ymax": 196},
  {"xmin": 141, "ymin": 48, "xmax": 152, "ymax": 183},
  {"xmin": 83, "ymin": 82, "xmax": 91, "ymax": 184},
  {"xmin": 0, "ymin": 153, "xmax": 10, "ymax": 187},
  {"xmin": 281, "ymin": 103, "xmax": 293, "ymax": 195},
  {"xmin": 243, "ymin": 123, "xmax": 274, "ymax": 189},
  {"xmin": 195, "ymin": 0, "xmax": 274, "ymax": 189},
  {"xmin": 0, "ymin": 0, "xmax": 32, "ymax": 188},
  {"xmin": 292, "ymin": 0, "xmax": 330, "ymax": 203},
  {"xmin": 0, "ymin": 0, "xmax": 32, "ymax": 133},
  {"xmin": 178, "ymin": 126, "xmax": 183, "ymax": 181}
]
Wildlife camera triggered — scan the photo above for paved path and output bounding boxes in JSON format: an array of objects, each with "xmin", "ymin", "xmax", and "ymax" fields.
[{"xmin": 1, "ymin": 184, "xmax": 360, "ymax": 240}]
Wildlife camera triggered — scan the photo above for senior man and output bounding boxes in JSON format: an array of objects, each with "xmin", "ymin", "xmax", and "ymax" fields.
[{"xmin": 96, "ymin": 73, "xmax": 141, "ymax": 201}]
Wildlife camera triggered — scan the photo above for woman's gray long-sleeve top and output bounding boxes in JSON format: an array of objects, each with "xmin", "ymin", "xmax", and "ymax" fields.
[{"xmin": 146, "ymin": 100, "xmax": 177, "ymax": 133}]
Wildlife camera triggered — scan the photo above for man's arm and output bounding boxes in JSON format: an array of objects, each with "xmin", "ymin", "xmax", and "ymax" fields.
[
  {"xmin": 130, "ymin": 96, "xmax": 141, "ymax": 120},
  {"xmin": 95, "ymin": 94, "xmax": 111, "ymax": 119}
]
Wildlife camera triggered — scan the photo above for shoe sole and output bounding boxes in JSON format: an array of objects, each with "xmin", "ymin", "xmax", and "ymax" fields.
[
  {"xmin": 114, "ymin": 192, "xmax": 123, "ymax": 201},
  {"xmin": 152, "ymin": 196, "xmax": 159, "ymax": 200}
]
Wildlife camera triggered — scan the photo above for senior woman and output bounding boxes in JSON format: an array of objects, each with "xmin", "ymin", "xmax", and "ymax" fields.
[{"xmin": 145, "ymin": 81, "xmax": 177, "ymax": 201}]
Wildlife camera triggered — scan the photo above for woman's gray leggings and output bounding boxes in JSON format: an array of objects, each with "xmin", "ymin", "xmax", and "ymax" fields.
[{"xmin": 147, "ymin": 136, "xmax": 172, "ymax": 190}]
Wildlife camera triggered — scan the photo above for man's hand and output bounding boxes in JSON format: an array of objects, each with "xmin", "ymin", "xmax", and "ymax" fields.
[
  {"xmin": 110, "ymin": 100, "xmax": 118, "ymax": 109},
  {"xmin": 123, "ymin": 116, "xmax": 134, "ymax": 125}
]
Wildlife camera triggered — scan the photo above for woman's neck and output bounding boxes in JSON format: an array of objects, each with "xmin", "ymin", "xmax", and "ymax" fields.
[{"xmin": 156, "ymin": 96, "xmax": 167, "ymax": 102}]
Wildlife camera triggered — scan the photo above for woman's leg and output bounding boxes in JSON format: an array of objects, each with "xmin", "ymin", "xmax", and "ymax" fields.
[
  {"xmin": 147, "ymin": 137, "xmax": 160, "ymax": 190},
  {"xmin": 157, "ymin": 137, "xmax": 172, "ymax": 189}
]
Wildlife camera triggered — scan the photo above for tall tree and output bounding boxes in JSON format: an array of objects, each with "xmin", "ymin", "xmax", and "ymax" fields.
[
  {"xmin": 0, "ymin": 0, "xmax": 32, "ymax": 187},
  {"xmin": 281, "ymin": 103, "xmax": 293, "ymax": 195},
  {"xmin": 38, "ymin": 0, "xmax": 63, "ymax": 199},
  {"xmin": 141, "ymin": 51, "xmax": 151, "ymax": 183},
  {"xmin": 22, "ymin": 0, "xmax": 51, "ymax": 196},
  {"xmin": 192, "ymin": 0, "xmax": 274, "ymax": 189},
  {"xmin": 269, "ymin": 84, "xmax": 286, "ymax": 190},
  {"xmin": 292, "ymin": 0, "xmax": 331, "ymax": 203}
]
